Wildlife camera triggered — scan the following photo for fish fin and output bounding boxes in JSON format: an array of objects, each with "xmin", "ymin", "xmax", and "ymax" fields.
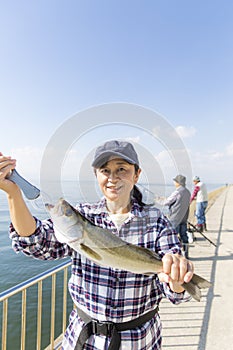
[
  {"xmin": 190, "ymin": 274, "xmax": 212, "ymax": 289},
  {"xmin": 80, "ymin": 243, "xmax": 102, "ymax": 261},
  {"xmin": 182, "ymin": 273, "xmax": 211, "ymax": 302}
]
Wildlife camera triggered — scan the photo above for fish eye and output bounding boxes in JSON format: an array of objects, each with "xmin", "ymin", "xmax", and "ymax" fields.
[{"xmin": 65, "ymin": 207, "xmax": 73, "ymax": 216}]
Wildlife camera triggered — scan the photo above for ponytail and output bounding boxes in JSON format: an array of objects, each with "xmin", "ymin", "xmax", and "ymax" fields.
[
  {"xmin": 132, "ymin": 185, "xmax": 146, "ymax": 206},
  {"xmin": 131, "ymin": 164, "xmax": 145, "ymax": 206}
]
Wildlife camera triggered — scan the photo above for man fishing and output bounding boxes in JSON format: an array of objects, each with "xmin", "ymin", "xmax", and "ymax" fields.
[
  {"xmin": 155, "ymin": 175, "xmax": 191, "ymax": 258},
  {"xmin": 0, "ymin": 142, "xmax": 209, "ymax": 350},
  {"xmin": 190, "ymin": 176, "xmax": 208, "ymax": 232}
]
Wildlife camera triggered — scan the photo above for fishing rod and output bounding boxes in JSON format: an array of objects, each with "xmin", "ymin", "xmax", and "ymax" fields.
[{"xmin": 187, "ymin": 221, "xmax": 217, "ymax": 247}]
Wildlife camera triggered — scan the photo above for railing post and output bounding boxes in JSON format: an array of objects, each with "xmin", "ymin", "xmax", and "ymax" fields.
[
  {"xmin": 50, "ymin": 274, "xmax": 56, "ymax": 349},
  {"xmin": 62, "ymin": 266, "xmax": 68, "ymax": 334},
  {"xmin": 1, "ymin": 299, "xmax": 8, "ymax": 350},
  {"xmin": 21, "ymin": 289, "xmax": 27, "ymax": 350},
  {"xmin": 37, "ymin": 280, "xmax": 43, "ymax": 350}
]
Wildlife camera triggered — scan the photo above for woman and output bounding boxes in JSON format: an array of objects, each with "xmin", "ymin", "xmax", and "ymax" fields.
[{"xmin": 0, "ymin": 141, "xmax": 194, "ymax": 350}]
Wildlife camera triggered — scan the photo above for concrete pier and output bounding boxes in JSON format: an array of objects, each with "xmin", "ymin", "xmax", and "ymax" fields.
[{"xmin": 160, "ymin": 185, "xmax": 233, "ymax": 349}]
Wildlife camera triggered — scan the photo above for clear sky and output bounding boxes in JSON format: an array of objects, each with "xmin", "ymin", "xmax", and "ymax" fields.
[{"xmin": 1, "ymin": 0, "xmax": 233, "ymax": 186}]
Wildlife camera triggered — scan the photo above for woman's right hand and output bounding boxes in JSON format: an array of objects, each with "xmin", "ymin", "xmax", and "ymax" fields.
[
  {"xmin": 0, "ymin": 152, "xmax": 18, "ymax": 194},
  {"xmin": 0, "ymin": 152, "xmax": 37, "ymax": 236}
]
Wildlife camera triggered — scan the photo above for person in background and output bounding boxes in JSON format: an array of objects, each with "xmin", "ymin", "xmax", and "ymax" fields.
[
  {"xmin": 158, "ymin": 175, "xmax": 191, "ymax": 258},
  {"xmin": 190, "ymin": 176, "xmax": 208, "ymax": 232},
  {"xmin": 0, "ymin": 143, "xmax": 194, "ymax": 350}
]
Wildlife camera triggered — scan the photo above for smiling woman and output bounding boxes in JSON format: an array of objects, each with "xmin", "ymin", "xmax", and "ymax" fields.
[
  {"xmin": 92, "ymin": 140, "xmax": 142, "ymax": 214},
  {"xmin": 95, "ymin": 159, "xmax": 140, "ymax": 213},
  {"xmin": 0, "ymin": 139, "xmax": 198, "ymax": 350}
]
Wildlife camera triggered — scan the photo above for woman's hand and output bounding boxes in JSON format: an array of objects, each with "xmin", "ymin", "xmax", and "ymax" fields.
[
  {"xmin": 158, "ymin": 253, "xmax": 194, "ymax": 293},
  {"xmin": 0, "ymin": 152, "xmax": 37, "ymax": 236},
  {"xmin": 0, "ymin": 152, "xmax": 17, "ymax": 194}
]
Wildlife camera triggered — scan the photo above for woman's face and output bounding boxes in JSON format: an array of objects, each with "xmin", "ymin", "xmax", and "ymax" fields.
[{"xmin": 95, "ymin": 158, "xmax": 141, "ymax": 203}]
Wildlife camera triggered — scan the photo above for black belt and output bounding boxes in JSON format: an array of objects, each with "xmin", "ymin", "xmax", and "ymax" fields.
[{"xmin": 75, "ymin": 306, "xmax": 159, "ymax": 350}]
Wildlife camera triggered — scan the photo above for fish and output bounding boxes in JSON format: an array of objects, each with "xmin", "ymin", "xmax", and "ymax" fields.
[{"xmin": 45, "ymin": 198, "xmax": 211, "ymax": 301}]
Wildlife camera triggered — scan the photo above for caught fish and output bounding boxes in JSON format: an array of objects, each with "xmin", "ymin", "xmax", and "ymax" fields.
[{"xmin": 45, "ymin": 198, "xmax": 211, "ymax": 301}]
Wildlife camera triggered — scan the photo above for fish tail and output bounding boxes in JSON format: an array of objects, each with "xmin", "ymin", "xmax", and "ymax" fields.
[{"xmin": 182, "ymin": 273, "xmax": 212, "ymax": 302}]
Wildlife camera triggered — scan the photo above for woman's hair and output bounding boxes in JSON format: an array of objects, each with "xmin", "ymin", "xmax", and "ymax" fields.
[
  {"xmin": 131, "ymin": 165, "xmax": 145, "ymax": 206},
  {"xmin": 131, "ymin": 185, "xmax": 145, "ymax": 206}
]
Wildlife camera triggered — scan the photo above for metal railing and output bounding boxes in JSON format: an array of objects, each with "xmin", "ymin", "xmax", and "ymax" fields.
[{"xmin": 0, "ymin": 260, "xmax": 72, "ymax": 350}]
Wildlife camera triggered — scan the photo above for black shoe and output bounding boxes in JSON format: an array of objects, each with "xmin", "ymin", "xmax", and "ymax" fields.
[{"xmin": 196, "ymin": 224, "xmax": 203, "ymax": 232}]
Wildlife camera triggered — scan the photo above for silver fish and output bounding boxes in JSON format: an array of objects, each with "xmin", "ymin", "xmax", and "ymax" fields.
[{"xmin": 45, "ymin": 198, "xmax": 211, "ymax": 301}]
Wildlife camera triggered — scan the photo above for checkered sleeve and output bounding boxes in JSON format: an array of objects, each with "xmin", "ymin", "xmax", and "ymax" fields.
[{"xmin": 9, "ymin": 217, "xmax": 73, "ymax": 260}]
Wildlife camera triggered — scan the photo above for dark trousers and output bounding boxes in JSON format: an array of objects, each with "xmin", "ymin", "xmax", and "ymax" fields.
[
  {"xmin": 176, "ymin": 222, "xmax": 188, "ymax": 243},
  {"xmin": 176, "ymin": 222, "xmax": 189, "ymax": 258}
]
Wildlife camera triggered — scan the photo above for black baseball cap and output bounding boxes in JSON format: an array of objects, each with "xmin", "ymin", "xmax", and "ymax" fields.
[{"xmin": 92, "ymin": 140, "xmax": 139, "ymax": 168}]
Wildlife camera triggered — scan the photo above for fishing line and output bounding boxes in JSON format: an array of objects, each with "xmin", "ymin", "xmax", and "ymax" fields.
[
  {"xmin": 7, "ymin": 169, "xmax": 52, "ymax": 213},
  {"xmin": 28, "ymin": 191, "xmax": 53, "ymax": 213}
]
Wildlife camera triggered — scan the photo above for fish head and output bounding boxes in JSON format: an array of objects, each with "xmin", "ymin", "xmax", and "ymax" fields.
[
  {"xmin": 45, "ymin": 198, "xmax": 84, "ymax": 242},
  {"xmin": 45, "ymin": 198, "xmax": 74, "ymax": 218}
]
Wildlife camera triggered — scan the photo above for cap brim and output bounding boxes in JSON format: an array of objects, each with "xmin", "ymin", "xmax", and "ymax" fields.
[{"xmin": 92, "ymin": 151, "xmax": 136, "ymax": 168}]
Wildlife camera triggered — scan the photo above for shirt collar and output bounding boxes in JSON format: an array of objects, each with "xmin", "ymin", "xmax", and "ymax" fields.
[{"xmin": 92, "ymin": 197, "xmax": 148, "ymax": 218}]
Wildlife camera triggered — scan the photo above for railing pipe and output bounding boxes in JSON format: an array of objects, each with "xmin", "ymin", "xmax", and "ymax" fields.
[
  {"xmin": 0, "ymin": 260, "xmax": 72, "ymax": 350},
  {"xmin": 0, "ymin": 260, "xmax": 71, "ymax": 302}
]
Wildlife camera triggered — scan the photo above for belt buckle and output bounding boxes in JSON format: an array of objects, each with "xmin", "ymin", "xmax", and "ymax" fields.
[{"xmin": 92, "ymin": 319, "xmax": 114, "ymax": 337}]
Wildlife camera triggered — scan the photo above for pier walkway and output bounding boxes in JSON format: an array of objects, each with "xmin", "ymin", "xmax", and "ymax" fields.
[{"xmin": 160, "ymin": 185, "xmax": 233, "ymax": 350}]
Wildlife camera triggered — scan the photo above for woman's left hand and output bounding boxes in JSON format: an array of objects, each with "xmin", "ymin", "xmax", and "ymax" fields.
[{"xmin": 158, "ymin": 253, "xmax": 194, "ymax": 293}]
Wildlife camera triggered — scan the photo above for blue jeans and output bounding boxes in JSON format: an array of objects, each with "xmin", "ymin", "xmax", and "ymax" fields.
[{"xmin": 195, "ymin": 201, "xmax": 208, "ymax": 225}]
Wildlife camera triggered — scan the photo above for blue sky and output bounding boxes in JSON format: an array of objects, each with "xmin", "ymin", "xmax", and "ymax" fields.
[{"xmin": 1, "ymin": 0, "xmax": 233, "ymax": 186}]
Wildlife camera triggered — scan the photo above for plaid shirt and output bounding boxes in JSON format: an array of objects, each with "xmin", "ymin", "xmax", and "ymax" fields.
[{"xmin": 9, "ymin": 198, "xmax": 190, "ymax": 350}]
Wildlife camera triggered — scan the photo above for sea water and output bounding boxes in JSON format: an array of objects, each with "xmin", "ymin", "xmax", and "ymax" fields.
[{"xmin": 0, "ymin": 181, "xmax": 222, "ymax": 349}]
